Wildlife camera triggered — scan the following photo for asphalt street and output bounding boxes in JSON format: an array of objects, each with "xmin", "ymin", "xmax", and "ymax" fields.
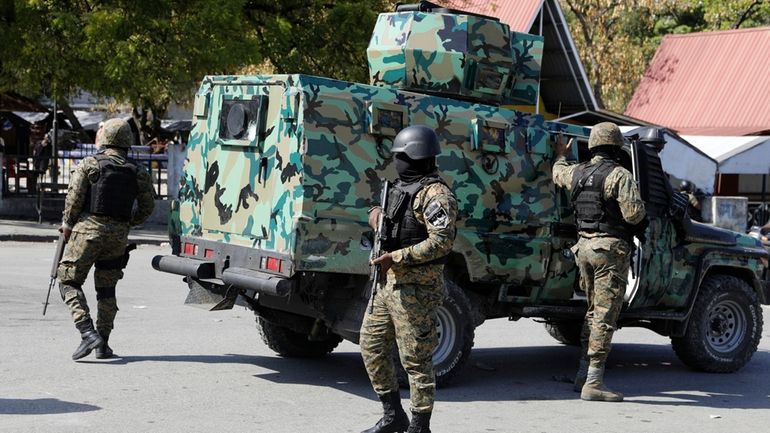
[{"xmin": 1, "ymin": 242, "xmax": 768, "ymax": 433}]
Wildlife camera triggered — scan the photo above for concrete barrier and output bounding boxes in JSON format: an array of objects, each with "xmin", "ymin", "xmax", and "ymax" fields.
[{"xmin": 0, "ymin": 197, "xmax": 170, "ymax": 226}]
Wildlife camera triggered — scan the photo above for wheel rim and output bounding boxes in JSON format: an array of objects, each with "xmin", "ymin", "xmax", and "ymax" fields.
[
  {"xmin": 705, "ymin": 299, "xmax": 746, "ymax": 353},
  {"xmin": 433, "ymin": 305, "xmax": 457, "ymax": 364}
]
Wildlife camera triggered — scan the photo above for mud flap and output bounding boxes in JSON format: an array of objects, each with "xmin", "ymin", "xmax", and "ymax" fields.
[{"xmin": 184, "ymin": 278, "xmax": 239, "ymax": 311}]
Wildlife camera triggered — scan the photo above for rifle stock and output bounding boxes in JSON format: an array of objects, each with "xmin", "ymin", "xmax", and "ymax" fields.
[{"xmin": 43, "ymin": 232, "xmax": 67, "ymax": 316}]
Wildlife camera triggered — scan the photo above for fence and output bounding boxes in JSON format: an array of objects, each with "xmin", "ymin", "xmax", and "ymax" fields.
[{"xmin": 1, "ymin": 144, "xmax": 171, "ymax": 199}]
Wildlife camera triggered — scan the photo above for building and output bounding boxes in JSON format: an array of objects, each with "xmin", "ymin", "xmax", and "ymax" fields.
[{"xmin": 625, "ymin": 26, "xmax": 770, "ymax": 222}]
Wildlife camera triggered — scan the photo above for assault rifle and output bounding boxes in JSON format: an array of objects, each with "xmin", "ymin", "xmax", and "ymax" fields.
[
  {"xmin": 43, "ymin": 232, "xmax": 67, "ymax": 316},
  {"xmin": 369, "ymin": 179, "xmax": 391, "ymax": 313}
]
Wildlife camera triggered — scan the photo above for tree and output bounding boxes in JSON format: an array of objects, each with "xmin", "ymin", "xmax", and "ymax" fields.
[
  {"xmin": 560, "ymin": 0, "xmax": 770, "ymax": 112},
  {"xmin": 244, "ymin": 0, "xmax": 396, "ymax": 84},
  {"xmin": 0, "ymin": 0, "xmax": 260, "ymax": 136}
]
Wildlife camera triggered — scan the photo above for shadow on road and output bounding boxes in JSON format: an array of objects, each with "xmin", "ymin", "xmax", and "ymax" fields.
[
  {"xmin": 0, "ymin": 398, "xmax": 100, "ymax": 415},
  {"xmin": 75, "ymin": 342, "xmax": 770, "ymax": 409}
]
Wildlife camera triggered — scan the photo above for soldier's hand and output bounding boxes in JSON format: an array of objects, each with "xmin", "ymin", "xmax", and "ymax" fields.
[
  {"xmin": 371, "ymin": 251, "xmax": 393, "ymax": 274},
  {"xmin": 554, "ymin": 134, "xmax": 573, "ymax": 158},
  {"xmin": 58, "ymin": 226, "xmax": 72, "ymax": 242},
  {"xmin": 368, "ymin": 206, "xmax": 382, "ymax": 230}
]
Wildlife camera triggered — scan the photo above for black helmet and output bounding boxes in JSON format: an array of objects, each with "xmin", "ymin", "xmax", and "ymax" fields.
[
  {"xmin": 638, "ymin": 127, "xmax": 666, "ymax": 150},
  {"xmin": 679, "ymin": 180, "xmax": 693, "ymax": 193},
  {"xmin": 391, "ymin": 125, "xmax": 440, "ymax": 160}
]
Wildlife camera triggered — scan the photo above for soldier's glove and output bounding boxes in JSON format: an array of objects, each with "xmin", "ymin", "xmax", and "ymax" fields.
[{"xmin": 633, "ymin": 216, "xmax": 649, "ymax": 244}]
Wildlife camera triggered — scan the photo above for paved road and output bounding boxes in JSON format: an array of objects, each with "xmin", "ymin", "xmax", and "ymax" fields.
[{"xmin": 1, "ymin": 242, "xmax": 768, "ymax": 433}]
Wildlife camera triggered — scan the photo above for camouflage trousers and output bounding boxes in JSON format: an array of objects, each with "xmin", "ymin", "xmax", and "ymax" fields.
[
  {"xmin": 360, "ymin": 281, "xmax": 444, "ymax": 413},
  {"xmin": 574, "ymin": 236, "xmax": 631, "ymax": 368},
  {"xmin": 57, "ymin": 228, "xmax": 128, "ymax": 335}
]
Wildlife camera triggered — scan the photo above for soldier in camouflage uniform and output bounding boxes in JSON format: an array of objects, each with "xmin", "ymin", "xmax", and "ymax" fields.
[
  {"xmin": 58, "ymin": 118, "xmax": 155, "ymax": 361},
  {"xmin": 360, "ymin": 125, "xmax": 457, "ymax": 433},
  {"xmin": 553, "ymin": 122, "xmax": 647, "ymax": 402}
]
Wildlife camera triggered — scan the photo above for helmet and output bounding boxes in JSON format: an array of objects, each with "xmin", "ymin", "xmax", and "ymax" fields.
[
  {"xmin": 639, "ymin": 127, "xmax": 665, "ymax": 144},
  {"xmin": 391, "ymin": 125, "xmax": 440, "ymax": 160},
  {"xmin": 588, "ymin": 122, "xmax": 624, "ymax": 150},
  {"xmin": 638, "ymin": 127, "xmax": 666, "ymax": 150},
  {"xmin": 97, "ymin": 118, "xmax": 134, "ymax": 149},
  {"xmin": 680, "ymin": 180, "xmax": 694, "ymax": 193}
]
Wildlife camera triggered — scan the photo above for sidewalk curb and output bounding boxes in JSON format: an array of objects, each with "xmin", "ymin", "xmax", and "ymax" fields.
[{"xmin": 0, "ymin": 234, "xmax": 168, "ymax": 245}]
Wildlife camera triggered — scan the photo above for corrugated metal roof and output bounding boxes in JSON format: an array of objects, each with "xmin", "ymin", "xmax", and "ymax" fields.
[
  {"xmin": 439, "ymin": 0, "xmax": 543, "ymax": 31},
  {"xmin": 625, "ymin": 27, "xmax": 770, "ymax": 136}
]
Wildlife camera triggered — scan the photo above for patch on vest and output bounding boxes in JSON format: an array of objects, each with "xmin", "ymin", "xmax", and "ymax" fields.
[{"xmin": 425, "ymin": 200, "xmax": 449, "ymax": 229}]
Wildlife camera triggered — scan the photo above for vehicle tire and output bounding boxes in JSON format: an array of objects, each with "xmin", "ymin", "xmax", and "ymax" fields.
[
  {"xmin": 256, "ymin": 317, "xmax": 341, "ymax": 358},
  {"xmin": 394, "ymin": 279, "xmax": 475, "ymax": 388},
  {"xmin": 544, "ymin": 320, "xmax": 583, "ymax": 346},
  {"xmin": 671, "ymin": 275, "xmax": 763, "ymax": 373}
]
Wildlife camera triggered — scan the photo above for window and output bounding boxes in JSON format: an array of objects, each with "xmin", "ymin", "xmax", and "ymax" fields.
[{"xmin": 218, "ymin": 95, "xmax": 267, "ymax": 147}]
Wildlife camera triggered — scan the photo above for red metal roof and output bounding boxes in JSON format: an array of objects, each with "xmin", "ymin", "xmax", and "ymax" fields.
[
  {"xmin": 625, "ymin": 27, "xmax": 770, "ymax": 136},
  {"xmin": 441, "ymin": 0, "xmax": 543, "ymax": 31}
]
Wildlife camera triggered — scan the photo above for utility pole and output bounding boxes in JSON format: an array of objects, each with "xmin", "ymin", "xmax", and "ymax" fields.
[{"xmin": 52, "ymin": 100, "xmax": 58, "ymax": 186}]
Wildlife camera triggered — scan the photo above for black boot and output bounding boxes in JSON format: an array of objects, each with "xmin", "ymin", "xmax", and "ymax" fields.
[
  {"xmin": 361, "ymin": 390, "xmax": 409, "ymax": 433},
  {"xmin": 406, "ymin": 411, "xmax": 431, "ymax": 433},
  {"xmin": 72, "ymin": 319, "xmax": 104, "ymax": 361},
  {"xmin": 94, "ymin": 332, "xmax": 114, "ymax": 359}
]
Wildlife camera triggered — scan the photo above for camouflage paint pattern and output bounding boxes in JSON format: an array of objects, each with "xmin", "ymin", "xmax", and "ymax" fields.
[
  {"xmin": 58, "ymin": 145, "xmax": 154, "ymax": 332},
  {"xmin": 574, "ymin": 236, "xmax": 631, "ymax": 367},
  {"xmin": 172, "ymin": 9, "xmax": 767, "ymax": 316},
  {"xmin": 58, "ymin": 228, "xmax": 127, "ymax": 327},
  {"xmin": 177, "ymin": 72, "xmax": 580, "ymax": 292},
  {"xmin": 508, "ymin": 32, "xmax": 544, "ymax": 105},
  {"xmin": 361, "ymin": 282, "xmax": 445, "ymax": 413},
  {"xmin": 367, "ymin": 11, "xmax": 516, "ymax": 104},
  {"xmin": 360, "ymin": 178, "xmax": 456, "ymax": 413}
]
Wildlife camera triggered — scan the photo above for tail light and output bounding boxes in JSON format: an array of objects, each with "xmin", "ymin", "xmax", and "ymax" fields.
[
  {"xmin": 261, "ymin": 256, "xmax": 284, "ymax": 273},
  {"xmin": 183, "ymin": 242, "xmax": 198, "ymax": 256},
  {"xmin": 204, "ymin": 248, "xmax": 215, "ymax": 259}
]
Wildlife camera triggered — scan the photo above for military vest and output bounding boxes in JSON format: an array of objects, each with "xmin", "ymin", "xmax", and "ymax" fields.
[
  {"xmin": 383, "ymin": 175, "xmax": 448, "ymax": 263},
  {"xmin": 570, "ymin": 159, "xmax": 632, "ymax": 241},
  {"xmin": 86, "ymin": 154, "xmax": 139, "ymax": 221}
]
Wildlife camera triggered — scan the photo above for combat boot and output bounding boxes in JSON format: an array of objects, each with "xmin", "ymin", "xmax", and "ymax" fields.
[
  {"xmin": 573, "ymin": 358, "xmax": 589, "ymax": 392},
  {"xmin": 406, "ymin": 411, "xmax": 431, "ymax": 433},
  {"xmin": 94, "ymin": 332, "xmax": 113, "ymax": 359},
  {"xmin": 361, "ymin": 390, "xmax": 409, "ymax": 433},
  {"xmin": 581, "ymin": 365, "xmax": 623, "ymax": 402},
  {"xmin": 72, "ymin": 319, "xmax": 104, "ymax": 360}
]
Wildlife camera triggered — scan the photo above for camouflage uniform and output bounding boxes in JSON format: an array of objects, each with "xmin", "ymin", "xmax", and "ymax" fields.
[
  {"xmin": 360, "ymin": 181, "xmax": 457, "ymax": 414},
  {"xmin": 554, "ymin": 153, "xmax": 645, "ymax": 368},
  {"xmin": 58, "ymin": 119, "xmax": 155, "ymax": 355}
]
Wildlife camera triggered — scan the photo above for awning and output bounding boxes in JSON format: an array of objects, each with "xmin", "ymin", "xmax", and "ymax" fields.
[
  {"xmin": 681, "ymin": 136, "xmax": 770, "ymax": 175},
  {"xmin": 11, "ymin": 111, "xmax": 49, "ymax": 124},
  {"xmin": 74, "ymin": 110, "xmax": 108, "ymax": 131}
]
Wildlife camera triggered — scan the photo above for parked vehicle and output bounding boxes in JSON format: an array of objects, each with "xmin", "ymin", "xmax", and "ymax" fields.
[{"xmin": 153, "ymin": 1, "xmax": 769, "ymax": 386}]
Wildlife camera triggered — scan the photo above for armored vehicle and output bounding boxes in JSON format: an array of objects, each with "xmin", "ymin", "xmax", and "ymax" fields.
[{"xmin": 153, "ymin": 1, "xmax": 770, "ymax": 385}]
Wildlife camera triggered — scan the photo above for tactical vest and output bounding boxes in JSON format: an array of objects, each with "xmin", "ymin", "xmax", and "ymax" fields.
[
  {"xmin": 383, "ymin": 175, "xmax": 448, "ymax": 263},
  {"xmin": 86, "ymin": 154, "xmax": 139, "ymax": 221},
  {"xmin": 570, "ymin": 160, "xmax": 632, "ymax": 241}
]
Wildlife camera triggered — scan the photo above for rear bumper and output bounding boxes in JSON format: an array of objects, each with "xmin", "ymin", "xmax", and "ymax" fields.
[{"xmin": 152, "ymin": 254, "xmax": 295, "ymax": 297}]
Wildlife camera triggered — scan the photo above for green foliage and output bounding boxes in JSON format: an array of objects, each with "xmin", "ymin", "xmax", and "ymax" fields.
[
  {"xmin": 245, "ymin": 0, "xmax": 395, "ymax": 84},
  {"xmin": 0, "ymin": 0, "xmax": 403, "ymax": 112},
  {"xmin": 561, "ymin": 0, "xmax": 770, "ymax": 112}
]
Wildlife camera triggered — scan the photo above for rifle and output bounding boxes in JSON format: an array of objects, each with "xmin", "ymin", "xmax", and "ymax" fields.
[
  {"xmin": 43, "ymin": 232, "xmax": 67, "ymax": 316},
  {"xmin": 369, "ymin": 179, "xmax": 391, "ymax": 313}
]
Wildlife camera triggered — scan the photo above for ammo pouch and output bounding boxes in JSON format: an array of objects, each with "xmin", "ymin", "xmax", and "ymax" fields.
[{"xmin": 383, "ymin": 177, "xmax": 449, "ymax": 265}]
